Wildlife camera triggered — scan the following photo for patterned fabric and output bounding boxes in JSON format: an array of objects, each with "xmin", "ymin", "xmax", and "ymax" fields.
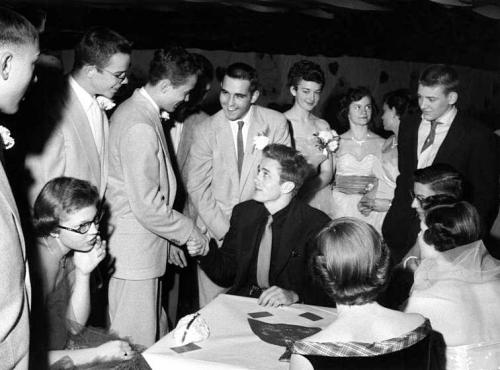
[{"xmin": 290, "ymin": 319, "xmax": 431, "ymax": 357}]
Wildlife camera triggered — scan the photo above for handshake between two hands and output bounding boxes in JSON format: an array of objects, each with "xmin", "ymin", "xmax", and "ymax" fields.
[{"xmin": 167, "ymin": 225, "xmax": 210, "ymax": 268}]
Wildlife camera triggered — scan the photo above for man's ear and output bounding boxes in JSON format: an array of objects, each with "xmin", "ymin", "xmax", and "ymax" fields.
[
  {"xmin": 250, "ymin": 89, "xmax": 260, "ymax": 104},
  {"xmin": 84, "ymin": 65, "xmax": 98, "ymax": 78},
  {"xmin": 280, "ymin": 181, "xmax": 295, "ymax": 195},
  {"xmin": 447, "ymin": 91, "xmax": 458, "ymax": 105},
  {"xmin": 159, "ymin": 79, "xmax": 172, "ymax": 93},
  {"xmin": 0, "ymin": 52, "xmax": 13, "ymax": 81}
]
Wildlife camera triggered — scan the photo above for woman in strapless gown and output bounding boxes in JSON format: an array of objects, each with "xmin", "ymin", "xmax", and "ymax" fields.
[
  {"xmin": 284, "ymin": 60, "xmax": 337, "ymax": 217},
  {"xmin": 331, "ymin": 87, "xmax": 387, "ymax": 232}
]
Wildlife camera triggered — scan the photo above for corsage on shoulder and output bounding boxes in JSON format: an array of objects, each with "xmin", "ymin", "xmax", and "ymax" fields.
[
  {"xmin": 0, "ymin": 125, "xmax": 15, "ymax": 150},
  {"xmin": 313, "ymin": 129, "xmax": 339, "ymax": 156}
]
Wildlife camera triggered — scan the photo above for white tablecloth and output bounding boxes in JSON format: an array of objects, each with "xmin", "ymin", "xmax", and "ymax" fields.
[{"xmin": 144, "ymin": 294, "xmax": 337, "ymax": 370}]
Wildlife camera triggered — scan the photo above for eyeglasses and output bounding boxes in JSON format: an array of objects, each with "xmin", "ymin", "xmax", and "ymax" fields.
[
  {"xmin": 100, "ymin": 68, "xmax": 128, "ymax": 82},
  {"xmin": 58, "ymin": 212, "xmax": 103, "ymax": 235},
  {"xmin": 409, "ymin": 190, "xmax": 427, "ymax": 204}
]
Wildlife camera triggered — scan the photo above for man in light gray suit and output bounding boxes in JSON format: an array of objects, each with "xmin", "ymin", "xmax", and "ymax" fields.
[
  {"xmin": 186, "ymin": 62, "xmax": 291, "ymax": 306},
  {"xmin": 25, "ymin": 27, "xmax": 131, "ymax": 206},
  {"xmin": 106, "ymin": 47, "xmax": 208, "ymax": 347},
  {"xmin": 0, "ymin": 7, "xmax": 39, "ymax": 369}
]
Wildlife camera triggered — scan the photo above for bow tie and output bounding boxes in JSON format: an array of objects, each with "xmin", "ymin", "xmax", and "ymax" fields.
[{"xmin": 96, "ymin": 96, "xmax": 116, "ymax": 111}]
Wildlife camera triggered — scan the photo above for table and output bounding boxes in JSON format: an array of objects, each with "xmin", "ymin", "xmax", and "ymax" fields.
[{"xmin": 144, "ymin": 294, "xmax": 337, "ymax": 370}]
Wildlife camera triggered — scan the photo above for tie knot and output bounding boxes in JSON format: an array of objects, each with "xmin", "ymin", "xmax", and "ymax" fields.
[
  {"xmin": 237, "ymin": 121, "xmax": 245, "ymax": 129},
  {"xmin": 430, "ymin": 120, "xmax": 442, "ymax": 127}
]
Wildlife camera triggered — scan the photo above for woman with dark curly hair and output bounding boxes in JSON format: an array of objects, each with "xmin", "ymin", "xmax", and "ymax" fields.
[
  {"xmin": 283, "ymin": 60, "xmax": 337, "ymax": 216},
  {"xmin": 404, "ymin": 201, "xmax": 500, "ymax": 369},
  {"xmin": 331, "ymin": 87, "xmax": 388, "ymax": 232},
  {"xmin": 290, "ymin": 218, "xmax": 429, "ymax": 370}
]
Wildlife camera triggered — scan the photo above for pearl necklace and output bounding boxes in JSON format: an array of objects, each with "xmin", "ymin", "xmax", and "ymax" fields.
[{"xmin": 351, "ymin": 135, "xmax": 369, "ymax": 145}]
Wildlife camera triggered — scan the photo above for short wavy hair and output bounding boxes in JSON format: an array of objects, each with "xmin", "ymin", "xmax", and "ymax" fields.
[
  {"xmin": 414, "ymin": 163, "xmax": 464, "ymax": 200},
  {"xmin": 312, "ymin": 217, "xmax": 390, "ymax": 305},
  {"xmin": 148, "ymin": 46, "xmax": 198, "ymax": 87},
  {"xmin": 262, "ymin": 144, "xmax": 309, "ymax": 195},
  {"xmin": 419, "ymin": 64, "xmax": 459, "ymax": 95},
  {"xmin": 33, "ymin": 177, "xmax": 99, "ymax": 237},
  {"xmin": 0, "ymin": 7, "xmax": 38, "ymax": 48},
  {"xmin": 224, "ymin": 62, "xmax": 259, "ymax": 93},
  {"xmin": 73, "ymin": 27, "xmax": 131, "ymax": 70},
  {"xmin": 287, "ymin": 60, "xmax": 325, "ymax": 89},
  {"xmin": 423, "ymin": 201, "xmax": 481, "ymax": 252}
]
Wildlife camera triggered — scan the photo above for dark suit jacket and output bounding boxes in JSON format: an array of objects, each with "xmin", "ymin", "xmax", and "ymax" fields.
[
  {"xmin": 383, "ymin": 111, "xmax": 498, "ymax": 262},
  {"xmin": 200, "ymin": 198, "xmax": 331, "ymax": 304}
]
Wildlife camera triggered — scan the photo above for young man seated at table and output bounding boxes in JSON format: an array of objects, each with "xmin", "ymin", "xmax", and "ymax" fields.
[{"xmin": 188, "ymin": 144, "xmax": 331, "ymax": 307}]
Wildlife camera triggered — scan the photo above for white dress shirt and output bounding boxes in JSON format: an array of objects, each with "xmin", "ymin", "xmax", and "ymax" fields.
[
  {"xmin": 229, "ymin": 105, "xmax": 253, "ymax": 153},
  {"xmin": 417, "ymin": 106, "xmax": 457, "ymax": 169}
]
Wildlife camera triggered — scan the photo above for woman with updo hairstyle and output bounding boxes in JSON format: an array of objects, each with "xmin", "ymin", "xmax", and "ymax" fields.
[
  {"xmin": 283, "ymin": 60, "xmax": 337, "ymax": 217},
  {"xmin": 290, "ymin": 218, "xmax": 430, "ymax": 370},
  {"xmin": 31, "ymin": 177, "xmax": 134, "ymax": 368},
  {"xmin": 405, "ymin": 201, "xmax": 500, "ymax": 369},
  {"xmin": 331, "ymin": 87, "xmax": 389, "ymax": 233},
  {"xmin": 358, "ymin": 89, "xmax": 412, "ymax": 217}
]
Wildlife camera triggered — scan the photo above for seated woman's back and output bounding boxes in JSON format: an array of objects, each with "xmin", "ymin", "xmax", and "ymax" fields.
[{"xmin": 312, "ymin": 303, "xmax": 425, "ymax": 344}]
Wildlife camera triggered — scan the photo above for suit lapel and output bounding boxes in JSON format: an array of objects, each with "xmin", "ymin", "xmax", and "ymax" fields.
[
  {"xmin": 434, "ymin": 112, "xmax": 465, "ymax": 164},
  {"xmin": 240, "ymin": 107, "xmax": 265, "ymax": 193},
  {"xmin": 177, "ymin": 123, "xmax": 189, "ymax": 173},
  {"xmin": 272, "ymin": 200, "xmax": 302, "ymax": 280},
  {"xmin": 133, "ymin": 90, "xmax": 177, "ymax": 205},
  {"xmin": 215, "ymin": 114, "xmax": 239, "ymax": 184},
  {"xmin": 0, "ymin": 164, "xmax": 25, "ymax": 257},
  {"xmin": 66, "ymin": 89, "xmax": 102, "ymax": 190}
]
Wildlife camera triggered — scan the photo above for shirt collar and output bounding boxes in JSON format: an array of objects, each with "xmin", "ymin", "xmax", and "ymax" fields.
[
  {"xmin": 69, "ymin": 75, "xmax": 95, "ymax": 113},
  {"xmin": 229, "ymin": 105, "xmax": 253, "ymax": 126},
  {"xmin": 139, "ymin": 87, "xmax": 160, "ymax": 114},
  {"xmin": 422, "ymin": 106, "xmax": 457, "ymax": 127}
]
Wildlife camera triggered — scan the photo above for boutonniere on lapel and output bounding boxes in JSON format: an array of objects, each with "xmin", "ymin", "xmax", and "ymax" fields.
[
  {"xmin": 160, "ymin": 110, "xmax": 170, "ymax": 123},
  {"xmin": 95, "ymin": 95, "xmax": 116, "ymax": 111},
  {"xmin": 0, "ymin": 125, "xmax": 15, "ymax": 150},
  {"xmin": 253, "ymin": 128, "xmax": 270, "ymax": 151},
  {"xmin": 313, "ymin": 129, "xmax": 340, "ymax": 156}
]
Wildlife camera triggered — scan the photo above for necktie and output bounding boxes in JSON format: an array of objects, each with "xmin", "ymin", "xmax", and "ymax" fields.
[
  {"xmin": 256, "ymin": 214, "xmax": 273, "ymax": 289},
  {"xmin": 420, "ymin": 120, "xmax": 440, "ymax": 153},
  {"xmin": 91, "ymin": 99, "xmax": 105, "ymax": 157},
  {"xmin": 237, "ymin": 120, "xmax": 244, "ymax": 176}
]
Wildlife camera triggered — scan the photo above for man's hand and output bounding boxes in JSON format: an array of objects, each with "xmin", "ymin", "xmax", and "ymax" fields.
[
  {"xmin": 168, "ymin": 245, "xmax": 187, "ymax": 268},
  {"xmin": 186, "ymin": 226, "xmax": 209, "ymax": 257},
  {"xmin": 258, "ymin": 286, "xmax": 299, "ymax": 307}
]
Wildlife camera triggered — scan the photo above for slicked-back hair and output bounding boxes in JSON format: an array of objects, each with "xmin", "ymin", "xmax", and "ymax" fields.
[
  {"xmin": 0, "ymin": 7, "xmax": 38, "ymax": 48},
  {"xmin": 148, "ymin": 46, "xmax": 198, "ymax": 87},
  {"xmin": 313, "ymin": 217, "xmax": 390, "ymax": 305},
  {"xmin": 287, "ymin": 60, "xmax": 325, "ymax": 89},
  {"xmin": 73, "ymin": 27, "xmax": 131, "ymax": 71},
  {"xmin": 33, "ymin": 177, "xmax": 99, "ymax": 237},
  {"xmin": 423, "ymin": 201, "xmax": 481, "ymax": 252},
  {"xmin": 224, "ymin": 62, "xmax": 259, "ymax": 93},
  {"xmin": 419, "ymin": 64, "xmax": 459, "ymax": 95},
  {"xmin": 414, "ymin": 163, "xmax": 464, "ymax": 200},
  {"xmin": 262, "ymin": 144, "xmax": 309, "ymax": 195}
]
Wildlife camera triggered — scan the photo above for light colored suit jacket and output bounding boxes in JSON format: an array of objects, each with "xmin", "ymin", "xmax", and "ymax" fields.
[
  {"xmin": 107, "ymin": 89, "xmax": 194, "ymax": 280},
  {"xmin": 0, "ymin": 165, "xmax": 30, "ymax": 369},
  {"xmin": 186, "ymin": 105, "xmax": 290, "ymax": 240},
  {"xmin": 25, "ymin": 78, "xmax": 108, "ymax": 206}
]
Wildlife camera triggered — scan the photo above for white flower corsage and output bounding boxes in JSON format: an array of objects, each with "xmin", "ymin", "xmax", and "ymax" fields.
[
  {"xmin": 313, "ymin": 129, "xmax": 339, "ymax": 155},
  {"xmin": 160, "ymin": 110, "xmax": 170, "ymax": 121},
  {"xmin": 253, "ymin": 131, "xmax": 270, "ymax": 151},
  {"xmin": 95, "ymin": 95, "xmax": 116, "ymax": 111},
  {"xmin": 0, "ymin": 125, "xmax": 15, "ymax": 150}
]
